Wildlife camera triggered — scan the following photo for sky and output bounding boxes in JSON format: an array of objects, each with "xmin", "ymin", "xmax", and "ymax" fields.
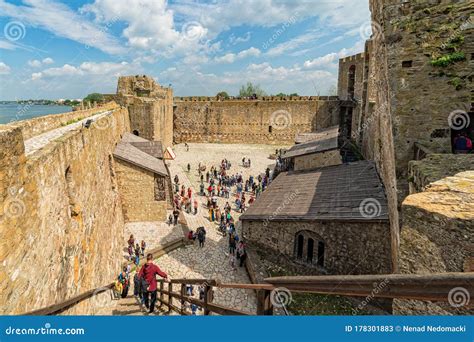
[{"xmin": 0, "ymin": 0, "xmax": 371, "ymax": 100}]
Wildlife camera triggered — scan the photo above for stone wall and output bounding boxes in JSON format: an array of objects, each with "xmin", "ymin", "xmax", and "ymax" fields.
[
  {"xmin": 396, "ymin": 171, "xmax": 474, "ymax": 315},
  {"xmin": 293, "ymin": 150, "xmax": 342, "ymax": 171},
  {"xmin": 0, "ymin": 107, "xmax": 130, "ymax": 314},
  {"xmin": 114, "ymin": 160, "xmax": 167, "ymax": 222},
  {"xmin": 408, "ymin": 153, "xmax": 474, "ymax": 193},
  {"xmin": 8, "ymin": 102, "xmax": 119, "ymax": 140},
  {"xmin": 242, "ymin": 220, "xmax": 392, "ymax": 275},
  {"xmin": 173, "ymin": 97, "xmax": 340, "ymax": 144}
]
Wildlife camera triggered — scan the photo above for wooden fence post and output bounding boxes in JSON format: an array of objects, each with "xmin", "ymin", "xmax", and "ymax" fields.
[
  {"xmin": 180, "ymin": 284, "xmax": 186, "ymax": 315},
  {"xmin": 257, "ymin": 289, "xmax": 273, "ymax": 315},
  {"xmin": 204, "ymin": 284, "xmax": 214, "ymax": 315},
  {"xmin": 168, "ymin": 283, "xmax": 173, "ymax": 313},
  {"xmin": 159, "ymin": 281, "xmax": 164, "ymax": 308}
]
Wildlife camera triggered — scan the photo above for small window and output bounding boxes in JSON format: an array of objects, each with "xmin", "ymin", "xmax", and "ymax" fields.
[
  {"xmin": 317, "ymin": 241, "xmax": 325, "ymax": 267},
  {"xmin": 132, "ymin": 130, "xmax": 139, "ymax": 136},
  {"xmin": 307, "ymin": 238, "xmax": 314, "ymax": 263},
  {"xmin": 296, "ymin": 235, "xmax": 304, "ymax": 259},
  {"xmin": 268, "ymin": 126, "xmax": 273, "ymax": 133},
  {"xmin": 402, "ymin": 60, "xmax": 413, "ymax": 68}
]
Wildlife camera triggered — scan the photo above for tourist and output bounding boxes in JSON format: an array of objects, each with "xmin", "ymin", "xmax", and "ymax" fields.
[
  {"xmin": 193, "ymin": 199, "xmax": 199, "ymax": 215},
  {"xmin": 229, "ymin": 233, "xmax": 236, "ymax": 255},
  {"xmin": 187, "ymin": 187, "xmax": 192, "ymax": 199},
  {"xmin": 168, "ymin": 213, "xmax": 173, "ymax": 226},
  {"xmin": 174, "ymin": 175, "xmax": 179, "ymax": 184},
  {"xmin": 173, "ymin": 207, "xmax": 180, "ymax": 225},
  {"xmin": 128, "ymin": 234, "xmax": 135, "ymax": 248},
  {"xmin": 128, "ymin": 244, "xmax": 134, "ymax": 261},
  {"xmin": 118, "ymin": 269, "xmax": 129, "ymax": 298},
  {"xmin": 187, "ymin": 163, "xmax": 191, "ymax": 172},
  {"xmin": 134, "ymin": 243, "xmax": 141, "ymax": 266},
  {"xmin": 133, "ymin": 272, "xmax": 142, "ymax": 299},
  {"xmin": 200, "ymin": 182, "xmax": 205, "ymax": 195},
  {"xmin": 185, "ymin": 142, "xmax": 189, "ymax": 151},
  {"xmin": 197, "ymin": 226, "xmax": 206, "ymax": 248},
  {"xmin": 206, "ymin": 171, "xmax": 210, "ymax": 182},
  {"xmin": 138, "ymin": 253, "xmax": 169, "ymax": 314},
  {"xmin": 141, "ymin": 240, "xmax": 146, "ymax": 256},
  {"xmin": 237, "ymin": 241, "xmax": 246, "ymax": 267}
]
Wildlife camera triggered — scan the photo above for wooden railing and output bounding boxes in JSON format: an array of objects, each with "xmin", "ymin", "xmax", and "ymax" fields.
[
  {"xmin": 154, "ymin": 272, "xmax": 474, "ymax": 316},
  {"xmin": 24, "ymin": 237, "xmax": 190, "ymax": 316}
]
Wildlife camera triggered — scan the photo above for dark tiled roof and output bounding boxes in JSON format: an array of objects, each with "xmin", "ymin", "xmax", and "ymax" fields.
[
  {"xmin": 113, "ymin": 142, "xmax": 168, "ymax": 176},
  {"xmin": 122, "ymin": 132, "xmax": 149, "ymax": 143},
  {"xmin": 294, "ymin": 126, "xmax": 340, "ymax": 144},
  {"xmin": 130, "ymin": 141, "xmax": 164, "ymax": 159},
  {"xmin": 240, "ymin": 160, "xmax": 388, "ymax": 222},
  {"xmin": 283, "ymin": 131, "xmax": 339, "ymax": 159}
]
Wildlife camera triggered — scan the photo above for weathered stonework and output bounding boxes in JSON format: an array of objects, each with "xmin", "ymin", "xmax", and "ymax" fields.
[
  {"xmin": 173, "ymin": 97, "xmax": 340, "ymax": 144},
  {"xmin": 114, "ymin": 159, "xmax": 167, "ymax": 222},
  {"xmin": 408, "ymin": 153, "xmax": 474, "ymax": 193},
  {"xmin": 116, "ymin": 76, "xmax": 173, "ymax": 149},
  {"xmin": 0, "ymin": 106, "xmax": 130, "ymax": 314},
  {"xmin": 242, "ymin": 220, "xmax": 392, "ymax": 275},
  {"xmin": 293, "ymin": 150, "xmax": 342, "ymax": 171}
]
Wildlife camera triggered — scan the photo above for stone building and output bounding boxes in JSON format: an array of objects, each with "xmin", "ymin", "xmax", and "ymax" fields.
[
  {"xmin": 281, "ymin": 126, "xmax": 342, "ymax": 171},
  {"xmin": 116, "ymin": 75, "xmax": 174, "ymax": 149},
  {"xmin": 241, "ymin": 161, "xmax": 392, "ymax": 275},
  {"xmin": 113, "ymin": 133, "xmax": 170, "ymax": 222}
]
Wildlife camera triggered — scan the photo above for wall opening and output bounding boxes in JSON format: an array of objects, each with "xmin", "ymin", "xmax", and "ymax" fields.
[
  {"xmin": 317, "ymin": 241, "xmax": 325, "ymax": 267},
  {"xmin": 296, "ymin": 234, "xmax": 304, "ymax": 259},
  {"xmin": 268, "ymin": 125, "xmax": 273, "ymax": 133},
  {"xmin": 402, "ymin": 60, "xmax": 413, "ymax": 68},
  {"xmin": 347, "ymin": 65, "xmax": 356, "ymax": 99},
  {"xmin": 307, "ymin": 238, "xmax": 314, "ymax": 263},
  {"xmin": 133, "ymin": 130, "xmax": 140, "ymax": 136}
]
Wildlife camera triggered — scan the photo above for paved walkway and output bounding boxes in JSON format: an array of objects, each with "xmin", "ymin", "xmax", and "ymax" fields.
[
  {"xmin": 24, "ymin": 110, "xmax": 113, "ymax": 156},
  {"xmin": 102, "ymin": 142, "xmax": 288, "ymax": 315}
]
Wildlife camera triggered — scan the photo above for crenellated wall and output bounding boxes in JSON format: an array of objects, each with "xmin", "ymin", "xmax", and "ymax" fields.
[
  {"xmin": 173, "ymin": 97, "xmax": 340, "ymax": 144},
  {"xmin": 0, "ymin": 106, "xmax": 130, "ymax": 314}
]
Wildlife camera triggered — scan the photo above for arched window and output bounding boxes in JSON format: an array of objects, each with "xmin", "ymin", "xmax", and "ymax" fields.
[
  {"xmin": 296, "ymin": 234, "xmax": 304, "ymax": 259},
  {"xmin": 317, "ymin": 241, "xmax": 325, "ymax": 267},
  {"xmin": 307, "ymin": 238, "xmax": 314, "ymax": 263}
]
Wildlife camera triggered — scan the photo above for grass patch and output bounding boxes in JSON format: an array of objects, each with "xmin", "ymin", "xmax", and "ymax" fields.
[{"xmin": 61, "ymin": 117, "xmax": 83, "ymax": 126}]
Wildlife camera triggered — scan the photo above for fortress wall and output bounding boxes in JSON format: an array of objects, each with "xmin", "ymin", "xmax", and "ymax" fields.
[
  {"xmin": 173, "ymin": 97, "xmax": 340, "ymax": 144},
  {"xmin": 9, "ymin": 102, "xmax": 120, "ymax": 140},
  {"xmin": 0, "ymin": 107, "xmax": 130, "ymax": 314}
]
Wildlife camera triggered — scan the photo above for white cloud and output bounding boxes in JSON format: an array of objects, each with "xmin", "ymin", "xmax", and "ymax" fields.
[
  {"xmin": 0, "ymin": 0, "xmax": 125, "ymax": 54},
  {"xmin": 42, "ymin": 57, "xmax": 54, "ymax": 64},
  {"xmin": 265, "ymin": 30, "xmax": 322, "ymax": 57},
  {"xmin": 30, "ymin": 61, "xmax": 136, "ymax": 80},
  {"xmin": 303, "ymin": 41, "xmax": 365, "ymax": 69},
  {"xmin": 0, "ymin": 62, "xmax": 11, "ymax": 74},
  {"xmin": 28, "ymin": 59, "xmax": 42, "ymax": 68},
  {"xmin": 215, "ymin": 47, "xmax": 261, "ymax": 64},
  {"xmin": 229, "ymin": 32, "xmax": 251, "ymax": 45}
]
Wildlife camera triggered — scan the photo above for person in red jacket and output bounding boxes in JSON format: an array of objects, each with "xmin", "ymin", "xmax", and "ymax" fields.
[{"xmin": 138, "ymin": 253, "xmax": 169, "ymax": 314}]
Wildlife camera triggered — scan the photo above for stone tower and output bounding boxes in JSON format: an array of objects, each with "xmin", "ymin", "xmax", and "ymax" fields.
[{"xmin": 116, "ymin": 75, "xmax": 174, "ymax": 149}]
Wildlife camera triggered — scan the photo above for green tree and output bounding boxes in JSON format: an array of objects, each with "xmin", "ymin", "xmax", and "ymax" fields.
[
  {"xmin": 83, "ymin": 93, "xmax": 104, "ymax": 104},
  {"xmin": 238, "ymin": 82, "xmax": 267, "ymax": 97},
  {"xmin": 216, "ymin": 91, "xmax": 230, "ymax": 99},
  {"xmin": 274, "ymin": 92, "xmax": 299, "ymax": 97}
]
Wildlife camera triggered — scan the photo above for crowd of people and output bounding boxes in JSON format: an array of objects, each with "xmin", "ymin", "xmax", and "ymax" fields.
[{"xmin": 115, "ymin": 153, "xmax": 272, "ymax": 314}]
